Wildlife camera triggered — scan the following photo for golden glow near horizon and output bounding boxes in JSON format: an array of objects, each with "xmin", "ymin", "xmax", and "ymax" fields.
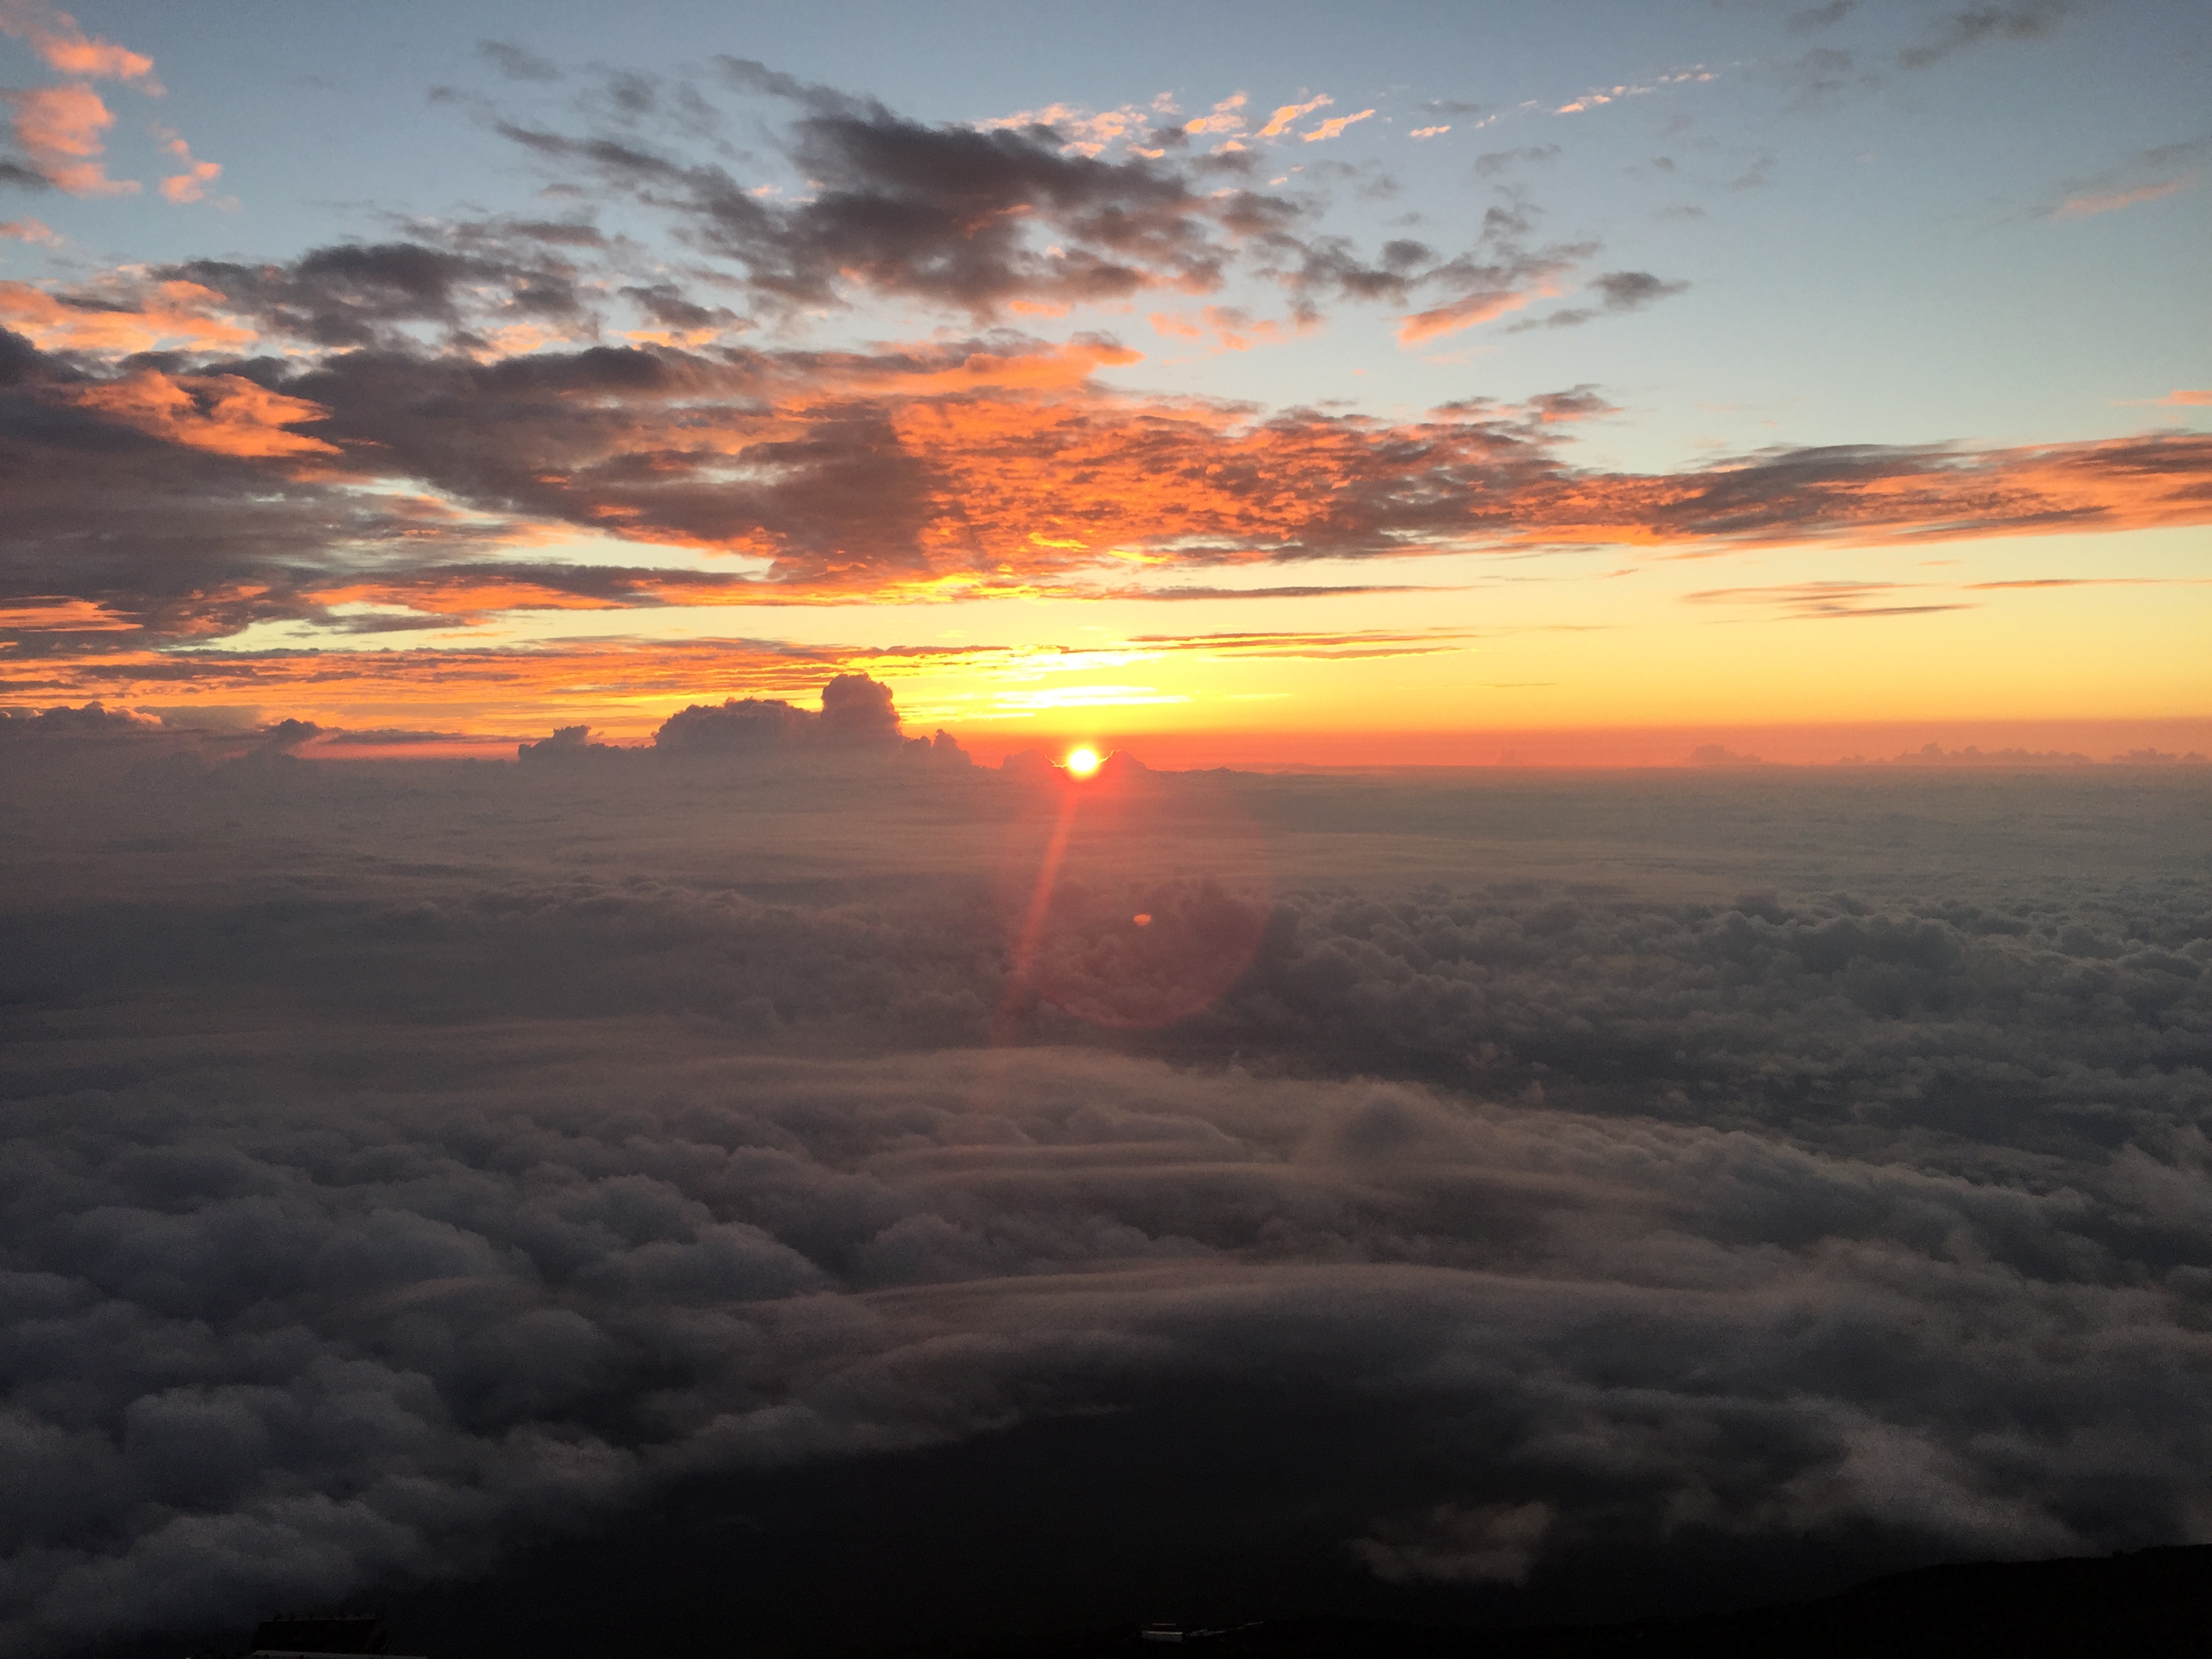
[{"xmin": 1064, "ymin": 745, "xmax": 1103, "ymax": 777}]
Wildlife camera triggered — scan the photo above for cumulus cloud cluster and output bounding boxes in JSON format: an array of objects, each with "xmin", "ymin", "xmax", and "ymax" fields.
[{"xmin": 3, "ymin": 754, "xmax": 2209, "ymax": 1654}]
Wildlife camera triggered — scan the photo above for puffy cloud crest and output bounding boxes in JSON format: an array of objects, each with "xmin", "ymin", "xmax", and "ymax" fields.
[
  {"xmin": 652, "ymin": 673, "xmax": 905, "ymax": 756},
  {"xmin": 518, "ymin": 675, "xmax": 967, "ymax": 768}
]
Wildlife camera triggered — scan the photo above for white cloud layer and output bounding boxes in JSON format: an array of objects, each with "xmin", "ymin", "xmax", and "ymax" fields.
[{"xmin": 1, "ymin": 750, "xmax": 2208, "ymax": 1653}]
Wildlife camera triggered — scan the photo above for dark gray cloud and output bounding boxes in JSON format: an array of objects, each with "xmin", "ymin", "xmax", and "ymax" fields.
[
  {"xmin": 1, "ymin": 758, "xmax": 2209, "ymax": 1654},
  {"xmin": 1780, "ymin": 43, "xmax": 1862, "ymax": 106},
  {"xmin": 466, "ymin": 65, "xmax": 1608, "ymax": 339},
  {"xmin": 1472, "ymin": 144, "xmax": 1561, "ymax": 180},
  {"xmin": 162, "ymin": 239, "xmax": 592, "ymax": 352},
  {"xmin": 1898, "ymin": 1, "xmax": 2095, "ymax": 68},
  {"xmin": 476, "ymin": 41, "xmax": 562, "ymax": 84},
  {"xmin": 1790, "ymin": 0, "xmax": 1862, "ymax": 29},
  {"xmin": 0, "ymin": 327, "xmax": 538, "ymax": 651},
  {"xmin": 627, "ymin": 672, "xmax": 949, "ymax": 762},
  {"xmin": 2039, "ymin": 131, "xmax": 2211, "ymax": 221},
  {"xmin": 1507, "ymin": 269, "xmax": 1690, "ymax": 333},
  {"xmin": 490, "ymin": 96, "xmax": 1264, "ymax": 323},
  {"xmin": 0, "ymin": 701, "xmax": 159, "ymax": 741}
]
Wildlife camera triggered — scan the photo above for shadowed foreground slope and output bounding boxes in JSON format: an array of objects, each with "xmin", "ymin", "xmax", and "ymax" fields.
[{"xmin": 905, "ymin": 1545, "xmax": 2209, "ymax": 1659}]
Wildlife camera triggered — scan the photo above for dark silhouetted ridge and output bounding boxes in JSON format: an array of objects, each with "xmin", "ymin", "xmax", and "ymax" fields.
[{"xmin": 882, "ymin": 1546, "xmax": 2210, "ymax": 1659}]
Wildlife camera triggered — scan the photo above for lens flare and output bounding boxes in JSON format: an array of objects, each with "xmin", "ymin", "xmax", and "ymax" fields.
[{"xmin": 1065, "ymin": 745, "xmax": 1101, "ymax": 777}]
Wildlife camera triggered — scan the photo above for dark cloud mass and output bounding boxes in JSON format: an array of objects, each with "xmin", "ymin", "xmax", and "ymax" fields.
[
  {"xmin": 161, "ymin": 240, "xmax": 590, "ymax": 351},
  {"xmin": 2, "ymin": 745, "xmax": 2209, "ymax": 1655},
  {"xmin": 1, "ymin": 310, "xmax": 2204, "ymax": 666},
  {"xmin": 490, "ymin": 84, "xmax": 1269, "ymax": 323},
  {"xmin": 438, "ymin": 58, "xmax": 1612, "ymax": 342}
]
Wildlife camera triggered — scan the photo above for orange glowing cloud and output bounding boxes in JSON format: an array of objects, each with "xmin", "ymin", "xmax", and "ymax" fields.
[
  {"xmin": 199, "ymin": 352, "xmax": 2212, "ymax": 600},
  {"xmin": 59, "ymin": 371, "xmax": 338, "ymax": 458},
  {"xmin": 0, "ymin": 635, "xmax": 951, "ymax": 734},
  {"xmin": 0, "ymin": 619, "xmax": 1494, "ymax": 739},
  {"xmin": 1397, "ymin": 273, "xmax": 1564, "ymax": 344},
  {"xmin": 0, "ymin": 279, "xmax": 255, "ymax": 352},
  {"xmin": 976, "ymin": 99, "xmax": 1161, "ymax": 158},
  {"xmin": 0, "ymin": 596, "xmax": 137, "ymax": 632},
  {"xmin": 1257, "ymin": 95, "xmax": 1331, "ymax": 140},
  {"xmin": 9, "ymin": 317, "xmax": 2210, "ymax": 665},
  {"xmin": 1183, "ymin": 93, "xmax": 1248, "ymax": 138},
  {"xmin": 1301, "ymin": 109, "xmax": 1374, "ymax": 144},
  {"xmin": 298, "ymin": 569, "xmax": 764, "ymax": 621},
  {"xmin": 837, "ymin": 335, "xmax": 1143, "ymax": 394},
  {"xmin": 4, "ymin": 84, "xmax": 138, "ymax": 195}
]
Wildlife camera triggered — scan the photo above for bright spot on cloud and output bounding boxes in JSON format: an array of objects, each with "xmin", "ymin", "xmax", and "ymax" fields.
[{"xmin": 1065, "ymin": 745, "xmax": 1101, "ymax": 777}]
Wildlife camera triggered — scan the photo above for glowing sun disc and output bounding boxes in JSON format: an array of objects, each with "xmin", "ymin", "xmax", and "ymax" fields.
[{"xmin": 1065, "ymin": 746, "xmax": 1102, "ymax": 778}]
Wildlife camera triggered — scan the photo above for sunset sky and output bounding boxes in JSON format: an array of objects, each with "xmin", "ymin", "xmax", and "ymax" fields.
[
  {"xmin": 10, "ymin": 11, "xmax": 2212, "ymax": 1654},
  {"xmin": 3, "ymin": 0, "xmax": 2207, "ymax": 762}
]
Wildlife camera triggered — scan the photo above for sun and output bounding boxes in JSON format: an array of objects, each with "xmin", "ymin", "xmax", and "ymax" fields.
[{"xmin": 1065, "ymin": 745, "xmax": 1102, "ymax": 778}]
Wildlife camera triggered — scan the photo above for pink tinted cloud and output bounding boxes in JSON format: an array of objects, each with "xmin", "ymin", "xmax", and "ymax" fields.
[
  {"xmin": 159, "ymin": 161, "xmax": 220, "ymax": 203},
  {"xmin": 0, "ymin": 0, "xmax": 157, "ymax": 85},
  {"xmin": 0, "ymin": 216, "xmax": 57, "ymax": 243},
  {"xmin": 2110, "ymin": 389, "xmax": 2211, "ymax": 409},
  {"xmin": 153, "ymin": 127, "xmax": 222, "ymax": 203},
  {"xmin": 1148, "ymin": 305, "xmax": 1303, "ymax": 352},
  {"xmin": 1555, "ymin": 67, "xmax": 1716, "ymax": 116},
  {"xmin": 977, "ymin": 100, "xmax": 1159, "ymax": 158},
  {"xmin": 5, "ymin": 83, "xmax": 138, "ymax": 194},
  {"xmin": 2053, "ymin": 178, "xmax": 2191, "ymax": 218}
]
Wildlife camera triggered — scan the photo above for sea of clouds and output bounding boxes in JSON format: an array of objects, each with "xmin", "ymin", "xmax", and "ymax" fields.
[{"xmin": 3, "ymin": 713, "xmax": 2209, "ymax": 1654}]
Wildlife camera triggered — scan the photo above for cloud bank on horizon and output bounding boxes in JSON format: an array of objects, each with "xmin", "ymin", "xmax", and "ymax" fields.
[
  {"xmin": 2, "ymin": 724, "xmax": 2210, "ymax": 1654},
  {"xmin": 0, "ymin": 1, "xmax": 2205, "ymax": 745}
]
